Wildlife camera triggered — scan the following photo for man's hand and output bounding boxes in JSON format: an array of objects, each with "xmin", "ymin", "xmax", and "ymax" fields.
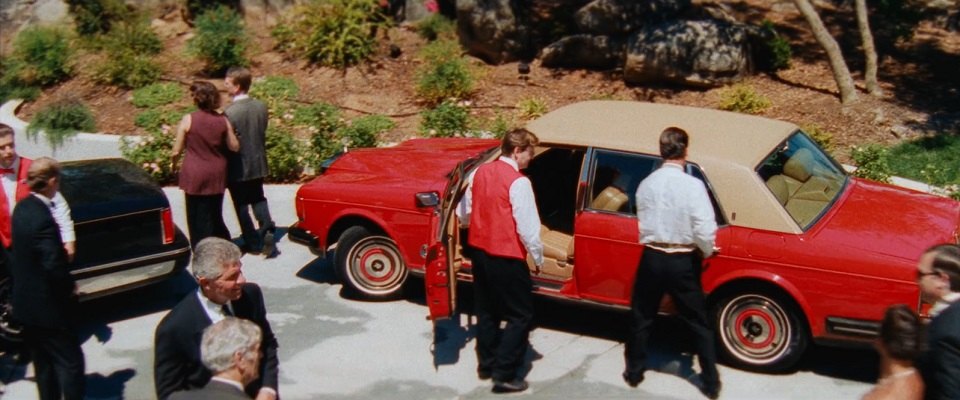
[
  {"xmin": 534, "ymin": 264, "xmax": 542, "ymax": 275},
  {"xmin": 64, "ymin": 241, "xmax": 76, "ymax": 263},
  {"xmin": 255, "ymin": 389, "xmax": 278, "ymax": 400}
]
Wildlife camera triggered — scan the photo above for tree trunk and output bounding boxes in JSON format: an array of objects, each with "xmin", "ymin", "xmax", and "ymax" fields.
[
  {"xmin": 855, "ymin": 0, "xmax": 882, "ymax": 96},
  {"xmin": 792, "ymin": 0, "xmax": 859, "ymax": 104}
]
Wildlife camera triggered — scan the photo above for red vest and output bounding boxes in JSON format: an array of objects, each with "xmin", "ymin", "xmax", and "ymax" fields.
[
  {"xmin": 469, "ymin": 160, "xmax": 526, "ymax": 260},
  {"xmin": 0, "ymin": 157, "xmax": 32, "ymax": 248}
]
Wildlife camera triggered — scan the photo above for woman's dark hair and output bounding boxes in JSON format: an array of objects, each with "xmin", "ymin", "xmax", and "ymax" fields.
[
  {"xmin": 879, "ymin": 304, "xmax": 923, "ymax": 361},
  {"xmin": 659, "ymin": 126, "xmax": 688, "ymax": 160},
  {"xmin": 190, "ymin": 80, "xmax": 221, "ymax": 112}
]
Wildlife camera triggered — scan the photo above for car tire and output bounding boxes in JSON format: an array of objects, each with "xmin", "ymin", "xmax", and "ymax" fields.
[
  {"xmin": 713, "ymin": 291, "xmax": 808, "ymax": 372},
  {"xmin": 0, "ymin": 277, "xmax": 23, "ymax": 344},
  {"xmin": 334, "ymin": 226, "xmax": 408, "ymax": 301}
]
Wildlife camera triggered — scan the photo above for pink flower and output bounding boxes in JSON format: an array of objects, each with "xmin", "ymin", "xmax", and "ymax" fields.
[{"xmin": 424, "ymin": 0, "xmax": 438, "ymax": 13}]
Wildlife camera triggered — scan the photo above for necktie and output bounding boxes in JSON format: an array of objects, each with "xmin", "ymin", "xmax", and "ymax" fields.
[
  {"xmin": 0, "ymin": 168, "xmax": 13, "ymax": 174},
  {"xmin": 221, "ymin": 303, "xmax": 233, "ymax": 317}
]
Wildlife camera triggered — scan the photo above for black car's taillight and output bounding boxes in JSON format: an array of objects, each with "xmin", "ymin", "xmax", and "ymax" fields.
[{"xmin": 161, "ymin": 208, "xmax": 175, "ymax": 244}]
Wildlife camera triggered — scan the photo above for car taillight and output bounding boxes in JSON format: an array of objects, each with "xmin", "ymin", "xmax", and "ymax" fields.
[{"xmin": 161, "ymin": 208, "xmax": 175, "ymax": 245}]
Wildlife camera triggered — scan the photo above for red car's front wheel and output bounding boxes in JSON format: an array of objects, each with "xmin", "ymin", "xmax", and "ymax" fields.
[{"xmin": 335, "ymin": 226, "xmax": 408, "ymax": 301}]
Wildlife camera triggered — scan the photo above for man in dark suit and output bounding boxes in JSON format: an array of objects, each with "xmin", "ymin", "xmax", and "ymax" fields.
[
  {"xmin": 154, "ymin": 237, "xmax": 279, "ymax": 400},
  {"xmin": 10, "ymin": 157, "xmax": 85, "ymax": 400},
  {"xmin": 169, "ymin": 317, "xmax": 263, "ymax": 400},
  {"xmin": 224, "ymin": 67, "xmax": 277, "ymax": 257},
  {"xmin": 916, "ymin": 244, "xmax": 960, "ymax": 400}
]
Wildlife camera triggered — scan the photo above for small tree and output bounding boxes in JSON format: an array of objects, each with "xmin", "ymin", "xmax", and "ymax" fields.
[
  {"xmin": 854, "ymin": 0, "xmax": 881, "ymax": 96},
  {"xmin": 792, "ymin": 0, "xmax": 859, "ymax": 105}
]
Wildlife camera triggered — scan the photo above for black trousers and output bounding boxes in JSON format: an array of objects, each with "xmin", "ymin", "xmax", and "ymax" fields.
[
  {"xmin": 228, "ymin": 179, "xmax": 275, "ymax": 251},
  {"xmin": 25, "ymin": 325, "xmax": 85, "ymax": 400},
  {"xmin": 472, "ymin": 250, "xmax": 534, "ymax": 382},
  {"xmin": 184, "ymin": 193, "xmax": 230, "ymax": 247},
  {"xmin": 624, "ymin": 248, "xmax": 719, "ymax": 385}
]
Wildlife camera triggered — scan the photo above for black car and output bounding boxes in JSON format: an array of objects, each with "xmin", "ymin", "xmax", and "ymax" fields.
[{"xmin": 0, "ymin": 158, "xmax": 191, "ymax": 341}]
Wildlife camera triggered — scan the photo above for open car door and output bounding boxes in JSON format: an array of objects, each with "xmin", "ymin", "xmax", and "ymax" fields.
[{"xmin": 424, "ymin": 160, "xmax": 467, "ymax": 321}]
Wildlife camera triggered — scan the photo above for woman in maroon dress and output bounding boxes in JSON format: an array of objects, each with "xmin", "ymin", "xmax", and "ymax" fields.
[{"xmin": 172, "ymin": 80, "xmax": 240, "ymax": 246}]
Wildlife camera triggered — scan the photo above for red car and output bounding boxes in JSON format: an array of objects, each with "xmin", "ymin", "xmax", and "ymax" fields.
[{"xmin": 290, "ymin": 101, "xmax": 960, "ymax": 371}]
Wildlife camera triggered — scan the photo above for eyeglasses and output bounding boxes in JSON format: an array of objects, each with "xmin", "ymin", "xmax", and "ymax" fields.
[{"xmin": 917, "ymin": 269, "xmax": 940, "ymax": 280}]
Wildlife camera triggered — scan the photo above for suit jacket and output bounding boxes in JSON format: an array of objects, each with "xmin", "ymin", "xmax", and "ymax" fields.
[
  {"xmin": 10, "ymin": 194, "xmax": 73, "ymax": 329},
  {"xmin": 168, "ymin": 379, "xmax": 251, "ymax": 400},
  {"xmin": 225, "ymin": 97, "xmax": 269, "ymax": 182},
  {"xmin": 154, "ymin": 283, "xmax": 279, "ymax": 400},
  {"xmin": 920, "ymin": 300, "xmax": 960, "ymax": 400}
]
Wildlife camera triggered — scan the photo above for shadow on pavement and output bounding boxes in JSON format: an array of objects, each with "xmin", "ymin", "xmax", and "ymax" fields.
[
  {"xmin": 85, "ymin": 368, "xmax": 135, "ymax": 400},
  {"xmin": 295, "ymin": 254, "xmax": 338, "ymax": 286}
]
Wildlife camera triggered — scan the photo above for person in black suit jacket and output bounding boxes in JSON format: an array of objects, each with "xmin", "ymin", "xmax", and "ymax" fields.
[
  {"xmin": 915, "ymin": 244, "xmax": 960, "ymax": 400},
  {"xmin": 169, "ymin": 317, "xmax": 263, "ymax": 400},
  {"xmin": 10, "ymin": 157, "xmax": 85, "ymax": 400},
  {"xmin": 154, "ymin": 237, "xmax": 279, "ymax": 400}
]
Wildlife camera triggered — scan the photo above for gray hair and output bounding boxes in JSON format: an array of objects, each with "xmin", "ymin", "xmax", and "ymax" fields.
[
  {"xmin": 200, "ymin": 317, "xmax": 262, "ymax": 374},
  {"xmin": 191, "ymin": 237, "xmax": 242, "ymax": 280}
]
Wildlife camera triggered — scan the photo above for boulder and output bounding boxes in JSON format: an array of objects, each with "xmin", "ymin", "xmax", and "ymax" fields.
[
  {"xmin": 455, "ymin": 0, "xmax": 530, "ymax": 64},
  {"xmin": 540, "ymin": 34, "xmax": 625, "ymax": 69},
  {"xmin": 574, "ymin": 0, "xmax": 691, "ymax": 35},
  {"xmin": 623, "ymin": 20, "xmax": 755, "ymax": 87}
]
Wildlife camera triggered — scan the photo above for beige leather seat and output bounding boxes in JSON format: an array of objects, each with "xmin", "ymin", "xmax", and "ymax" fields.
[
  {"xmin": 591, "ymin": 186, "xmax": 629, "ymax": 212},
  {"xmin": 765, "ymin": 148, "xmax": 839, "ymax": 227},
  {"xmin": 536, "ymin": 226, "xmax": 574, "ymax": 279}
]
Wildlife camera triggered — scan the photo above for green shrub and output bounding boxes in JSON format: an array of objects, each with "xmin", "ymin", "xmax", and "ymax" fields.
[
  {"xmin": 416, "ymin": 14, "xmax": 456, "ymax": 41},
  {"xmin": 132, "ymin": 83, "xmax": 184, "ymax": 108},
  {"xmin": 120, "ymin": 127, "xmax": 176, "ymax": 183},
  {"xmin": 486, "ymin": 110, "xmax": 514, "ymax": 139},
  {"xmin": 850, "ymin": 144, "xmax": 892, "ymax": 183},
  {"xmin": 26, "ymin": 99, "xmax": 96, "ymax": 149},
  {"xmin": 294, "ymin": 103, "xmax": 343, "ymax": 133},
  {"xmin": 802, "ymin": 124, "xmax": 834, "ymax": 153},
  {"xmin": 272, "ymin": 0, "xmax": 387, "ymax": 68},
  {"xmin": 184, "ymin": 0, "xmax": 237, "ymax": 23},
  {"xmin": 250, "ymin": 76, "xmax": 299, "ymax": 113},
  {"xmin": 340, "ymin": 115, "xmax": 394, "ymax": 148},
  {"xmin": 66, "ymin": 0, "xmax": 131, "ymax": 36},
  {"xmin": 420, "ymin": 101, "xmax": 470, "ymax": 137},
  {"xmin": 416, "ymin": 59, "xmax": 474, "ymax": 105},
  {"xmin": 718, "ymin": 84, "xmax": 771, "ymax": 114},
  {"xmin": 0, "ymin": 81, "xmax": 40, "ymax": 103},
  {"xmin": 759, "ymin": 20, "xmax": 791, "ymax": 71},
  {"xmin": 187, "ymin": 6, "xmax": 249, "ymax": 74},
  {"xmin": 265, "ymin": 126, "xmax": 306, "ymax": 182},
  {"xmin": 94, "ymin": 53, "xmax": 162, "ymax": 89},
  {"xmin": 134, "ymin": 107, "xmax": 193, "ymax": 132},
  {"xmin": 516, "ymin": 97, "xmax": 548, "ymax": 120},
  {"xmin": 419, "ymin": 38, "xmax": 461, "ymax": 65},
  {"xmin": 8, "ymin": 26, "xmax": 73, "ymax": 87}
]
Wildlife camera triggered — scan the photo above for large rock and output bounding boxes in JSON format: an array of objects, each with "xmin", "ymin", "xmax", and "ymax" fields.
[
  {"xmin": 623, "ymin": 20, "xmax": 755, "ymax": 87},
  {"xmin": 455, "ymin": 0, "xmax": 530, "ymax": 64},
  {"xmin": 540, "ymin": 34, "xmax": 625, "ymax": 69},
  {"xmin": 574, "ymin": 0, "xmax": 691, "ymax": 35}
]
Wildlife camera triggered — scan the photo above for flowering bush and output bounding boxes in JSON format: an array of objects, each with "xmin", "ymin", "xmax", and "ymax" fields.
[{"xmin": 120, "ymin": 124, "xmax": 177, "ymax": 184}]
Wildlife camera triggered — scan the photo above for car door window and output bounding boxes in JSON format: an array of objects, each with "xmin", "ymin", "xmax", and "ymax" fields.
[
  {"xmin": 587, "ymin": 150, "xmax": 659, "ymax": 215},
  {"xmin": 687, "ymin": 163, "xmax": 727, "ymax": 226}
]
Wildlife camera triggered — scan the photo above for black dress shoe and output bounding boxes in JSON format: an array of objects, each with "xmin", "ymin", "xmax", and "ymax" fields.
[
  {"xmin": 700, "ymin": 380, "xmax": 721, "ymax": 399},
  {"xmin": 478, "ymin": 370, "xmax": 492, "ymax": 380},
  {"xmin": 492, "ymin": 379, "xmax": 528, "ymax": 394},
  {"xmin": 261, "ymin": 230, "xmax": 276, "ymax": 258},
  {"xmin": 622, "ymin": 372, "xmax": 644, "ymax": 388}
]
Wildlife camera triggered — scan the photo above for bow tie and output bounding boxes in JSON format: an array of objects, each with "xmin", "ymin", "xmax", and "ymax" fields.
[{"xmin": 0, "ymin": 168, "xmax": 13, "ymax": 174}]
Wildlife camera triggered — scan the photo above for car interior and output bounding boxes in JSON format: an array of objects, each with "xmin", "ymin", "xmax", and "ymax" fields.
[{"xmin": 758, "ymin": 132, "xmax": 846, "ymax": 228}]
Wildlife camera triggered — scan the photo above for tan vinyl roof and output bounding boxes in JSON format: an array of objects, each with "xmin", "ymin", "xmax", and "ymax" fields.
[{"xmin": 527, "ymin": 101, "xmax": 805, "ymax": 234}]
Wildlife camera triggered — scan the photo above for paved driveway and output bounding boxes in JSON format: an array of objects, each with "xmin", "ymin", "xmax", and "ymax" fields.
[{"xmin": 0, "ymin": 185, "xmax": 878, "ymax": 399}]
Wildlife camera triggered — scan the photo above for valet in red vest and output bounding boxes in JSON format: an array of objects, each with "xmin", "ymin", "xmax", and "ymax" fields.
[
  {"xmin": 464, "ymin": 129, "xmax": 544, "ymax": 394},
  {"xmin": 0, "ymin": 123, "xmax": 75, "ymax": 259}
]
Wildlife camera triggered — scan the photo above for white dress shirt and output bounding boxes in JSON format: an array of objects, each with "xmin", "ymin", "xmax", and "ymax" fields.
[
  {"xmin": 197, "ymin": 289, "xmax": 234, "ymax": 324},
  {"xmin": 930, "ymin": 292, "xmax": 960, "ymax": 318},
  {"xmin": 635, "ymin": 162, "xmax": 717, "ymax": 256},
  {"xmin": 4, "ymin": 157, "xmax": 75, "ymax": 243},
  {"xmin": 460, "ymin": 157, "xmax": 544, "ymax": 266}
]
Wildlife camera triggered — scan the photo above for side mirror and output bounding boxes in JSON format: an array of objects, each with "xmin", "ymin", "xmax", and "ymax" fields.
[{"xmin": 415, "ymin": 192, "xmax": 439, "ymax": 207}]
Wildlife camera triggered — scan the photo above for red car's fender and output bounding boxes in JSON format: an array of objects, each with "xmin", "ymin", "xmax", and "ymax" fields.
[
  {"xmin": 704, "ymin": 267, "xmax": 818, "ymax": 335},
  {"xmin": 323, "ymin": 205, "xmax": 431, "ymax": 271}
]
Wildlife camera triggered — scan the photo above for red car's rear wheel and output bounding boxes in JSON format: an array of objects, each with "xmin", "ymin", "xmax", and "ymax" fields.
[
  {"xmin": 714, "ymin": 292, "xmax": 807, "ymax": 372},
  {"xmin": 335, "ymin": 226, "xmax": 408, "ymax": 300}
]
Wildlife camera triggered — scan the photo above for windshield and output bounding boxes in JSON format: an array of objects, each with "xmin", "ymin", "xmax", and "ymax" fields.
[{"xmin": 756, "ymin": 131, "xmax": 848, "ymax": 229}]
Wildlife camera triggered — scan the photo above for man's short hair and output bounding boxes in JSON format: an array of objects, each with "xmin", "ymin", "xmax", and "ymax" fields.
[
  {"xmin": 925, "ymin": 243, "xmax": 960, "ymax": 291},
  {"xmin": 0, "ymin": 123, "xmax": 14, "ymax": 139},
  {"xmin": 189, "ymin": 80, "xmax": 221, "ymax": 112},
  {"xmin": 879, "ymin": 304, "xmax": 924, "ymax": 361},
  {"xmin": 191, "ymin": 237, "xmax": 242, "ymax": 280},
  {"xmin": 26, "ymin": 157, "xmax": 60, "ymax": 192},
  {"xmin": 501, "ymin": 129, "xmax": 539, "ymax": 155},
  {"xmin": 659, "ymin": 126, "xmax": 689, "ymax": 160},
  {"xmin": 226, "ymin": 67, "xmax": 253, "ymax": 93},
  {"xmin": 200, "ymin": 317, "xmax": 262, "ymax": 374}
]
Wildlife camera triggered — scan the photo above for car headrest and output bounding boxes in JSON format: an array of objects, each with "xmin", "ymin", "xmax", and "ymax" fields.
[
  {"xmin": 591, "ymin": 186, "xmax": 628, "ymax": 212},
  {"xmin": 783, "ymin": 148, "xmax": 814, "ymax": 182}
]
